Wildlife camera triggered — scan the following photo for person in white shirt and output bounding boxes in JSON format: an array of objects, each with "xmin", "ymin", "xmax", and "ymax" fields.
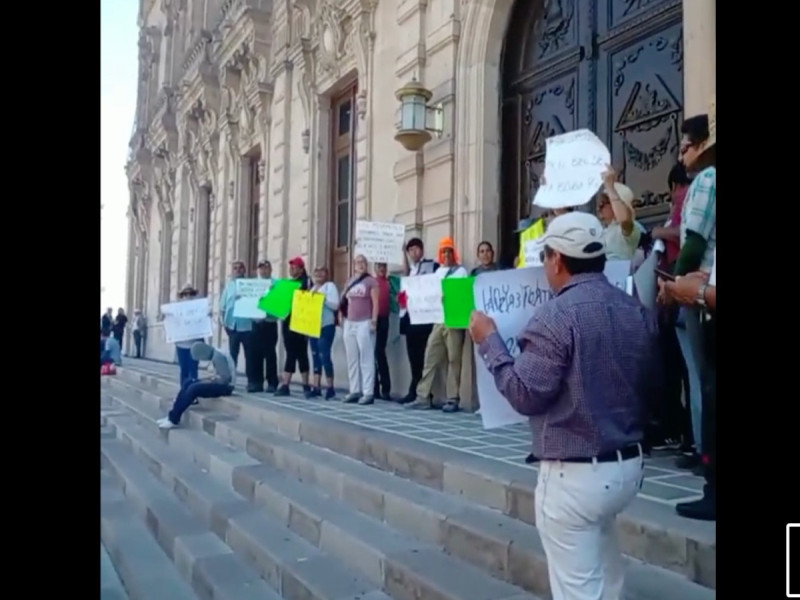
[
  {"xmin": 309, "ymin": 266, "xmax": 340, "ymax": 400},
  {"xmin": 597, "ymin": 167, "xmax": 641, "ymax": 261},
  {"xmin": 399, "ymin": 238, "xmax": 440, "ymax": 403},
  {"xmin": 406, "ymin": 237, "xmax": 468, "ymax": 413}
]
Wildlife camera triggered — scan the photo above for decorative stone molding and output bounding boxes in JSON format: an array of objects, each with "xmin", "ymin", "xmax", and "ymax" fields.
[{"xmin": 219, "ymin": 39, "xmax": 274, "ymax": 152}]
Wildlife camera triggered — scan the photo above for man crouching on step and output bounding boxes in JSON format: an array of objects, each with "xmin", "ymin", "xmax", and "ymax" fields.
[{"xmin": 157, "ymin": 342, "xmax": 236, "ymax": 430}]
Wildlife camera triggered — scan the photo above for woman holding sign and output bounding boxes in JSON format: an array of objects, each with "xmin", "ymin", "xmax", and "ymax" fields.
[
  {"xmin": 340, "ymin": 254, "xmax": 379, "ymax": 405},
  {"xmin": 274, "ymin": 257, "xmax": 313, "ymax": 398},
  {"xmin": 173, "ymin": 284, "xmax": 203, "ymax": 387}
]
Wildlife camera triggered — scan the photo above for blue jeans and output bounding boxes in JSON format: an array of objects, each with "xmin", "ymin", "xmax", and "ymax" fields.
[
  {"xmin": 176, "ymin": 346, "xmax": 199, "ymax": 387},
  {"xmin": 168, "ymin": 379, "xmax": 233, "ymax": 425},
  {"xmin": 310, "ymin": 324, "xmax": 335, "ymax": 378},
  {"xmin": 675, "ymin": 307, "xmax": 706, "ymax": 453}
]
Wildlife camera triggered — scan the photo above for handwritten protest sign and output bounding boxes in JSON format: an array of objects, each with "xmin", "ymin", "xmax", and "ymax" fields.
[
  {"xmin": 401, "ymin": 273, "xmax": 444, "ymax": 325},
  {"xmin": 161, "ymin": 297, "xmax": 213, "ymax": 344},
  {"xmin": 258, "ymin": 279, "xmax": 302, "ymax": 319},
  {"xmin": 233, "ymin": 278, "xmax": 272, "ymax": 319},
  {"xmin": 289, "ymin": 290, "xmax": 325, "ymax": 338},
  {"xmin": 523, "ymin": 240, "xmax": 543, "ymax": 267},
  {"xmin": 442, "ymin": 276, "xmax": 476, "ymax": 329},
  {"xmin": 533, "ymin": 129, "xmax": 611, "ymax": 209},
  {"xmin": 355, "ymin": 220, "xmax": 406, "ymax": 265},
  {"xmin": 474, "ymin": 261, "xmax": 630, "ymax": 430}
]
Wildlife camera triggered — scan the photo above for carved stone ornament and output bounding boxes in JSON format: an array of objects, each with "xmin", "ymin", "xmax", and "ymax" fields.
[{"xmin": 315, "ymin": 1, "xmax": 347, "ymax": 76}]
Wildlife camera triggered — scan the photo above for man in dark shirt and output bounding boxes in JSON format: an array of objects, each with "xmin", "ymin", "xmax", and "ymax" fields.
[
  {"xmin": 101, "ymin": 308, "xmax": 113, "ymax": 338},
  {"xmin": 372, "ymin": 262, "xmax": 392, "ymax": 399},
  {"xmin": 470, "ymin": 212, "xmax": 660, "ymax": 600}
]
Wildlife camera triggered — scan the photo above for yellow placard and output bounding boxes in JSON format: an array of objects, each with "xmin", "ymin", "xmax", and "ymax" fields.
[
  {"xmin": 288, "ymin": 290, "xmax": 325, "ymax": 338},
  {"xmin": 517, "ymin": 218, "xmax": 546, "ymax": 268}
]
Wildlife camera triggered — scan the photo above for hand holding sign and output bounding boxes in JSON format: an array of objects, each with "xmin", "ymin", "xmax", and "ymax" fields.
[
  {"xmin": 469, "ymin": 310, "xmax": 497, "ymax": 344},
  {"xmin": 534, "ymin": 129, "xmax": 611, "ymax": 210}
]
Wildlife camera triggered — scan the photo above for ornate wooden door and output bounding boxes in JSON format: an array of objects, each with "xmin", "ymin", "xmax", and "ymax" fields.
[{"xmin": 500, "ymin": 0, "xmax": 684, "ymax": 264}]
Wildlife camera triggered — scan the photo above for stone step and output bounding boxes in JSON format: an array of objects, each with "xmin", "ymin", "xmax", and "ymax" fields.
[
  {"xmin": 101, "ymin": 471, "xmax": 200, "ymax": 600},
  {"xmin": 101, "ymin": 440, "xmax": 282, "ymax": 600},
  {"xmin": 101, "ymin": 542, "xmax": 130, "ymax": 600},
  {"xmin": 106, "ymin": 376, "xmax": 714, "ymax": 600},
  {"xmin": 102, "ymin": 414, "xmax": 391, "ymax": 600},
  {"xmin": 111, "ymin": 367, "xmax": 717, "ymax": 590},
  {"xmin": 103, "ymin": 392, "xmax": 540, "ymax": 600}
]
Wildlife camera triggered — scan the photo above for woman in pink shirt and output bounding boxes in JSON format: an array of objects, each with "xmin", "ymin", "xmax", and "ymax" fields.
[{"xmin": 340, "ymin": 254, "xmax": 380, "ymax": 405}]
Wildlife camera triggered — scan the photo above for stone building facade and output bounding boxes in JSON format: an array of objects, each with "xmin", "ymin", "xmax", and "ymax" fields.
[{"xmin": 125, "ymin": 0, "xmax": 715, "ymax": 402}]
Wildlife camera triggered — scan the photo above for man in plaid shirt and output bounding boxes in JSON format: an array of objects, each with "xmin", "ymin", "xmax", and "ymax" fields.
[
  {"xmin": 470, "ymin": 212, "xmax": 660, "ymax": 600},
  {"xmin": 662, "ymin": 101, "xmax": 716, "ymax": 475}
]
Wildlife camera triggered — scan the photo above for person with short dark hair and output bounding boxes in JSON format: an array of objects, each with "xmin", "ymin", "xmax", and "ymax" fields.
[
  {"xmin": 470, "ymin": 211, "xmax": 660, "ymax": 598},
  {"xmin": 661, "ymin": 100, "xmax": 716, "ymax": 472},
  {"xmin": 219, "ymin": 260, "xmax": 256, "ymax": 389},
  {"xmin": 398, "ymin": 238, "xmax": 439, "ymax": 403},
  {"xmin": 112, "ymin": 308, "xmax": 128, "ymax": 347},
  {"xmin": 158, "ymin": 342, "xmax": 236, "ymax": 429},
  {"xmin": 251, "ymin": 260, "xmax": 280, "ymax": 393}
]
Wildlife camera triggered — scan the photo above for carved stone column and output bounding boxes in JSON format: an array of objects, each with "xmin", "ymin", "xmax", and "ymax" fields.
[
  {"xmin": 682, "ymin": 0, "xmax": 715, "ymax": 116},
  {"xmin": 125, "ymin": 212, "xmax": 137, "ymax": 355}
]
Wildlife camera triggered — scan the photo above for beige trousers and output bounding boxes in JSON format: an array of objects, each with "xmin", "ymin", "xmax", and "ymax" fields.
[{"xmin": 415, "ymin": 324, "xmax": 465, "ymax": 400}]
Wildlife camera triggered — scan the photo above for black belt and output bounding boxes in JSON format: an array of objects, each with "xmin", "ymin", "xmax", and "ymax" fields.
[{"xmin": 560, "ymin": 444, "xmax": 641, "ymax": 464}]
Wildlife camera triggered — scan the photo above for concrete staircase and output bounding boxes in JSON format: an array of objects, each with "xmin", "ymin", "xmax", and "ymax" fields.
[{"xmin": 101, "ymin": 364, "xmax": 716, "ymax": 600}]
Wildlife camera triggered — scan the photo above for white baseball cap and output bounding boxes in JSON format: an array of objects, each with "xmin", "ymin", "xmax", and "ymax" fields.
[{"xmin": 536, "ymin": 212, "xmax": 606, "ymax": 259}]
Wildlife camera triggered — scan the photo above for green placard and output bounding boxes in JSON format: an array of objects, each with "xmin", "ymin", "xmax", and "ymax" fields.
[
  {"xmin": 389, "ymin": 275, "xmax": 401, "ymax": 314},
  {"xmin": 442, "ymin": 276, "xmax": 476, "ymax": 329},
  {"xmin": 258, "ymin": 279, "xmax": 302, "ymax": 319}
]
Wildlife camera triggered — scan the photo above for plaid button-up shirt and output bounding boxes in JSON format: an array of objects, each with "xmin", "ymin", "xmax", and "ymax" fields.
[
  {"xmin": 681, "ymin": 166, "xmax": 716, "ymax": 272},
  {"xmin": 478, "ymin": 273, "xmax": 661, "ymax": 460}
]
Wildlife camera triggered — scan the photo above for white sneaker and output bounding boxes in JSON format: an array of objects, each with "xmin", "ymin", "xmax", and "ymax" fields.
[{"xmin": 157, "ymin": 417, "xmax": 177, "ymax": 430}]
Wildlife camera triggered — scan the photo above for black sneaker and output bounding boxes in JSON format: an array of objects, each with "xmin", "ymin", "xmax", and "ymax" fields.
[
  {"xmin": 325, "ymin": 387, "xmax": 336, "ymax": 400},
  {"xmin": 303, "ymin": 385, "xmax": 314, "ymax": 399},
  {"xmin": 676, "ymin": 487, "xmax": 715, "ymax": 521},
  {"xmin": 246, "ymin": 384, "xmax": 263, "ymax": 393},
  {"xmin": 675, "ymin": 453, "xmax": 701, "ymax": 469},
  {"xmin": 399, "ymin": 392, "xmax": 416, "ymax": 405},
  {"xmin": 525, "ymin": 453, "xmax": 540, "ymax": 464},
  {"xmin": 274, "ymin": 385, "xmax": 290, "ymax": 397},
  {"xmin": 265, "ymin": 385, "xmax": 278, "ymax": 394}
]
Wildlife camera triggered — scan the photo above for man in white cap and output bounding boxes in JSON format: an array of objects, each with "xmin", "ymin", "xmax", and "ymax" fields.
[{"xmin": 469, "ymin": 211, "xmax": 660, "ymax": 600}]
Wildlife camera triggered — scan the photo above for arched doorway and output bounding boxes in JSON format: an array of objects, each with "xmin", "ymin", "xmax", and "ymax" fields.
[{"xmin": 499, "ymin": 0, "xmax": 685, "ymax": 265}]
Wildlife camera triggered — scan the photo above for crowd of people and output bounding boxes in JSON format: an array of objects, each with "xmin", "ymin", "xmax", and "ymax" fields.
[
  {"xmin": 102, "ymin": 106, "xmax": 716, "ymax": 532},
  {"xmin": 102, "ymin": 102, "xmax": 716, "ymax": 600},
  {"xmin": 465, "ymin": 103, "xmax": 716, "ymax": 599}
]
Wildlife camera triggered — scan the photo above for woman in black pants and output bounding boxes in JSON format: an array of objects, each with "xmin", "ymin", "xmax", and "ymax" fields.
[{"xmin": 274, "ymin": 256, "xmax": 312, "ymax": 397}]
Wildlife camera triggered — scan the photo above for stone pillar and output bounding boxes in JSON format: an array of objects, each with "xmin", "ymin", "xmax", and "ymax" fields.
[
  {"xmin": 682, "ymin": 0, "xmax": 715, "ymax": 116},
  {"xmin": 124, "ymin": 215, "xmax": 137, "ymax": 355}
]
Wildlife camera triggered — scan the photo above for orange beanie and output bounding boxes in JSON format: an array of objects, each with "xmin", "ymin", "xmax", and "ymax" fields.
[{"xmin": 437, "ymin": 237, "xmax": 460, "ymax": 264}]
